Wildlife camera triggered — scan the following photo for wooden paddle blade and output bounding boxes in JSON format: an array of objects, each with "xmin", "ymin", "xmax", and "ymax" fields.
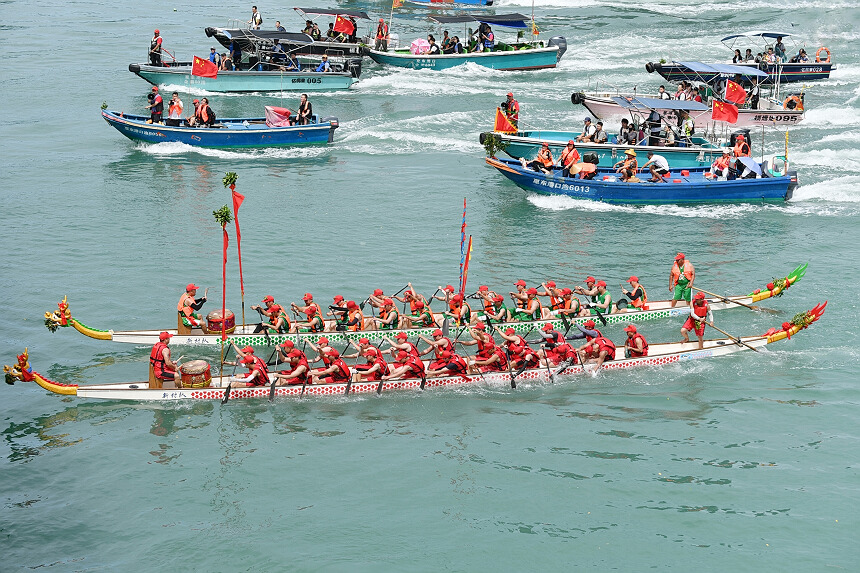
[
  {"xmin": 420, "ymin": 376, "xmax": 426, "ymax": 390},
  {"xmin": 442, "ymin": 317, "xmax": 450, "ymax": 337},
  {"xmin": 376, "ymin": 379, "xmax": 384, "ymax": 395},
  {"xmin": 268, "ymin": 380, "xmax": 277, "ymax": 401},
  {"xmin": 344, "ymin": 379, "xmax": 352, "ymax": 396}
]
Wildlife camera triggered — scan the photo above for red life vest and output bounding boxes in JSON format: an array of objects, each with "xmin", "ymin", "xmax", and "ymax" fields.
[
  {"xmin": 560, "ymin": 147, "xmax": 580, "ymax": 167},
  {"xmin": 401, "ymin": 341, "xmax": 420, "ymax": 359},
  {"xmin": 403, "ymin": 356, "xmax": 426, "ymax": 377},
  {"xmin": 149, "ymin": 342, "xmax": 171, "ymax": 378},
  {"xmin": 365, "ymin": 357, "xmax": 390, "ymax": 381},
  {"xmin": 490, "ymin": 347, "xmax": 508, "ymax": 371},
  {"xmin": 331, "ymin": 359, "xmax": 351, "ymax": 383},
  {"xmin": 434, "ymin": 337, "xmax": 452, "ymax": 358},
  {"xmin": 627, "ymin": 333, "xmax": 649, "ymax": 357},
  {"xmin": 248, "ymin": 356, "xmax": 271, "ymax": 386},
  {"xmin": 287, "ymin": 354, "xmax": 310, "ymax": 384},
  {"xmin": 586, "ymin": 328, "xmax": 603, "ymax": 343},
  {"xmin": 593, "ymin": 337, "xmax": 616, "ymax": 359},
  {"xmin": 446, "ymin": 354, "xmax": 468, "ymax": 375}
]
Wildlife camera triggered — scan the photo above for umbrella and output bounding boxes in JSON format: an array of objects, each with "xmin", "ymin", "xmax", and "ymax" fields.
[
  {"xmin": 737, "ymin": 156, "xmax": 762, "ymax": 177},
  {"xmin": 410, "ymin": 38, "xmax": 430, "ymax": 55}
]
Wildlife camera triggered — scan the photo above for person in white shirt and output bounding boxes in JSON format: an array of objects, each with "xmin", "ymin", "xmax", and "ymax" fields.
[
  {"xmin": 166, "ymin": 92, "xmax": 183, "ymax": 126},
  {"xmin": 575, "ymin": 117, "xmax": 597, "ymax": 142},
  {"xmin": 642, "ymin": 151, "xmax": 670, "ymax": 182},
  {"xmin": 248, "ymin": 6, "xmax": 262, "ymax": 30}
]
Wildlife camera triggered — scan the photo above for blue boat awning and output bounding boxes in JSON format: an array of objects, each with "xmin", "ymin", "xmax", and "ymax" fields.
[
  {"xmin": 676, "ymin": 61, "xmax": 768, "ymax": 78},
  {"xmin": 610, "ymin": 96, "xmax": 708, "ymax": 112},
  {"xmin": 294, "ymin": 8, "xmax": 371, "ymax": 20},
  {"xmin": 429, "ymin": 13, "xmax": 531, "ymax": 29},
  {"xmin": 721, "ymin": 31, "xmax": 792, "ymax": 42}
]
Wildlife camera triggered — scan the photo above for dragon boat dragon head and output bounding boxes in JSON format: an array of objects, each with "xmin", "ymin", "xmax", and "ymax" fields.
[
  {"xmin": 4, "ymin": 348, "xmax": 34, "ymax": 385},
  {"xmin": 765, "ymin": 301, "xmax": 827, "ymax": 342},
  {"xmin": 45, "ymin": 296, "xmax": 72, "ymax": 332}
]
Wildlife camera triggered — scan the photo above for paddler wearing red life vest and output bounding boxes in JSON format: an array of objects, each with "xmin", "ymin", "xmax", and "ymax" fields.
[
  {"xmin": 537, "ymin": 322, "xmax": 566, "ymax": 366},
  {"xmin": 343, "ymin": 336, "xmax": 373, "ymax": 361},
  {"xmin": 418, "ymin": 329, "xmax": 453, "ymax": 370},
  {"xmin": 455, "ymin": 321, "xmax": 494, "ymax": 353},
  {"xmin": 558, "ymin": 140, "xmax": 581, "ymax": 178},
  {"xmin": 577, "ymin": 334, "xmax": 616, "ymax": 369},
  {"xmin": 499, "ymin": 327, "xmax": 539, "ymax": 369},
  {"xmin": 383, "ymin": 331, "xmax": 421, "ymax": 359},
  {"xmin": 624, "ymin": 324, "xmax": 649, "ymax": 357},
  {"xmin": 271, "ymin": 341, "xmax": 309, "ymax": 385},
  {"xmin": 669, "ymin": 252, "xmax": 696, "ymax": 307},
  {"xmin": 425, "ymin": 349, "xmax": 468, "ymax": 377},
  {"xmin": 311, "ymin": 348, "xmax": 352, "ymax": 385},
  {"xmin": 681, "ymin": 291, "xmax": 711, "ymax": 349},
  {"xmin": 352, "ymin": 347, "xmax": 390, "ymax": 382},
  {"xmin": 229, "ymin": 354, "xmax": 271, "ymax": 387},
  {"xmin": 149, "ymin": 331, "xmax": 180, "ymax": 385},
  {"xmin": 621, "ymin": 276, "xmax": 649, "ymax": 310},
  {"xmin": 177, "ymin": 283, "xmax": 208, "ymax": 328},
  {"xmin": 383, "ymin": 350, "xmax": 426, "ymax": 381},
  {"xmin": 469, "ymin": 339, "xmax": 509, "ymax": 373},
  {"xmin": 572, "ymin": 319, "xmax": 603, "ymax": 350}
]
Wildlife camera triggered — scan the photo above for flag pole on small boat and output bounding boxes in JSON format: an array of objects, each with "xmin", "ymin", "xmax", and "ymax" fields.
[
  {"xmin": 212, "ymin": 203, "xmax": 233, "ymax": 373},
  {"xmin": 223, "ymin": 172, "xmax": 246, "ymax": 328}
]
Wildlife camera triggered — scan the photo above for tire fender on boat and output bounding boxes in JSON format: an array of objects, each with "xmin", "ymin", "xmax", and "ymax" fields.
[
  {"xmin": 571, "ymin": 92, "xmax": 584, "ymax": 105},
  {"xmin": 645, "ymin": 62, "xmax": 655, "ymax": 73}
]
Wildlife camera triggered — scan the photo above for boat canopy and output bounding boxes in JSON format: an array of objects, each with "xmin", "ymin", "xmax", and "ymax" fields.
[
  {"xmin": 206, "ymin": 28, "xmax": 313, "ymax": 44},
  {"xmin": 429, "ymin": 13, "xmax": 531, "ymax": 29},
  {"xmin": 721, "ymin": 31, "xmax": 793, "ymax": 42},
  {"xmin": 676, "ymin": 61, "xmax": 768, "ymax": 78},
  {"xmin": 293, "ymin": 8, "xmax": 371, "ymax": 20},
  {"xmin": 610, "ymin": 96, "xmax": 708, "ymax": 112}
]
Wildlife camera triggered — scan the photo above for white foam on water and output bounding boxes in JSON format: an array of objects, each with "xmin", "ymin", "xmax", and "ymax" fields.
[
  {"xmin": 793, "ymin": 147, "xmax": 857, "ymax": 169},
  {"xmin": 797, "ymin": 105, "xmax": 860, "ymax": 127},
  {"xmin": 136, "ymin": 141, "xmax": 330, "ymax": 159},
  {"xmin": 817, "ymin": 130, "xmax": 860, "ymax": 144},
  {"xmin": 339, "ymin": 128, "xmax": 482, "ymax": 154},
  {"xmin": 790, "ymin": 175, "xmax": 860, "ymax": 203}
]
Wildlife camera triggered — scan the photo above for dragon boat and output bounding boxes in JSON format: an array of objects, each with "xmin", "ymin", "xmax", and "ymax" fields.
[
  {"xmin": 486, "ymin": 157, "xmax": 798, "ymax": 205},
  {"xmin": 43, "ymin": 264, "xmax": 807, "ymax": 348},
  {"xmin": 9, "ymin": 303, "xmax": 826, "ymax": 402}
]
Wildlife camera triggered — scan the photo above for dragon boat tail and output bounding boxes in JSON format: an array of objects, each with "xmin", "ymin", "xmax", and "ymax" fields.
[
  {"xmin": 43, "ymin": 264, "xmax": 807, "ymax": 347},
  {"xmin": 10, "ymin": 303, "xmax": 826, "ymax": 402}
]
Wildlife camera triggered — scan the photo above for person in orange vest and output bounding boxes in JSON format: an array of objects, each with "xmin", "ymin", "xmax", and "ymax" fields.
[
  {"xmin": 558, "ymin": 140, "xmax": 581, "ymax": 177},
  {"xmin": 613, "ymin": 149, "xmax": 639, "ymax": 182},
  {"xmin": 373, "ymin": 298, "xmax": 400, "ymax": 330},
  {"xmin": 623, "ymin": 324, "xmax": 649, "ymax": 357},
  {"xmin": 733, "ymin": 134, "xmax": 750, "ymax": 158},
  {"xmin": 509, "ymin": 279, "xmax": 529, "ymax": 311},
  {"xmin": 150, "ymin": 332, "xmax": 180, "ymax": 384},
  {"xmin": 443, "ymin": 293, "xmax": 472, "ymax": 326},
  {"xmin": 178, "ymin": 283, "xmax": 208, "ymax": 328},
  {"xmin": 292, "ymin": 293, "xmax": 323, "ymax": 323},
  {"xmin": 502, "ymin": 92, "xmax": 519, "ymax": 127},
  {"xmin": 621, "ymin": 276, "xmax": 648, "ymax": 310},
  {"xmin": 710, "ymin": 148, "xmax": 733, "ymax": 179},
  {"xmin": 669, "ymin": 252, "xmax": 696, "ymax": 307},
  {"xmin": 681, "ymin": 292, "xmax": 711, "ymax": 349},
  {"xmin": 166, "ymin": 92, "xmax": 183, "ymax": 126},
  {"xmin": 521, "ymin": 142, "xmax": 554, "ymax": 174},
  {"xmin": 374, "ymin": 18, "xmax": 389, "ymax": 51},
  {"xmin": 196, "ymin": 97, "xmax": 216, "ymax": 127}
]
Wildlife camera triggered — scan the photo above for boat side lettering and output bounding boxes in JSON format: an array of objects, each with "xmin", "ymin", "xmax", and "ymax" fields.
[
  {"xmin": 753, "ymin": 115, "xmax": 800, "ymax": 122},
  {"xmin": 678, "ymin": 349, "xmax": 714, "ymax": 361},
  {"xmin": 534, "ymin": 178, "xmax": 590, "ymax": 193},
  {"xmin": 162, "ymin": 391, "xmax": 189, "ymax": 399},
  {"xmin": 799, "ymin": 67, "xmax": 823, "ymax": 73},
  {"xmin": 292, "ymin": 77, "xmax": 323, "ymax": 84}
]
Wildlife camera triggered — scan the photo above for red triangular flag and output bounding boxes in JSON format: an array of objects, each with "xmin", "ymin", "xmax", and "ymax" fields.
[
  {"xmin": 711, "ymin": 100, "xmax": 739, "ymax": 124},
  {"xmin": 494, "ymin": 108, "xmax": 517, "ymax": 133},
  {"xmin": 192, "ymin": 56, "xmax": 218, "ymax": 78},
  {"xmin": 232, "ymin": 190, "xmax": 245, "ymax": 296},
  {"xmin": 724, "ymin": 80, "xmax": 747, "ymax": 105},
  {"xmin": 333, "ymin": 15, "xmax": 355, "ymax": 35}
]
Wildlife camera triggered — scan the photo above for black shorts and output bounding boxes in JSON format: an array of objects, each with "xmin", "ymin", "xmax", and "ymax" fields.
[{"xmin": 166, "ymin": 118, "xmax": 181, "ymax": 126}]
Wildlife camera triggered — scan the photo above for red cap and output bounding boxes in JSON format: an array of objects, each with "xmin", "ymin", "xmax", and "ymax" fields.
[
  {"xmin": 396, "ymin": 350, "xmax": 408, "ymax": 360},
  {"xmin": 452, "ymin": 294, "xmax": 463, "ymax": 302},
  {"xmin": 327, "ymin": 348, "xmax": 340, "ymax": 357},
  {"xmin": 627, "ymin": 276, "xmax": 638, "ymax": 283},
  {"xmin": 269, "ymin": 304, "xmax": 282, "ymax": 314},
  {"xmin": 192, "ymin": 99, "xmax": 199, "ymax": 104},
  {"xmin": 432, "ymin": 329, "xmax": 443, "ymax": 337},
  {"xmin": 624, "ymin": 324, "xmax": 637, "ymax": 333},
  {"xmin": 585, "ymin": 276, "xmax": 596, "ymax": 284},
  {"xmin": 303, "ymin": 293, "xmax": 313, "ymax": 301},
  {"xmin": 527, "ymin": 287, "xmax": 538, "ymax": 295},
  {"xmin": 493, "ymin": 295, "xmax": 504, "ymax": 303},
  {"xmin": 262, "ymin": 295, "xmax": 274, "ymax": 303},
  {"xmin": 562, "ymin": 288, "xmax": 572, "ymax": 295},
  {"xmin": 364, "ymin": 347, "xmax": 378, "ymax": 357},
  {"xmin": 441, "ymin": 350, "xmax": 452, "ymax": 359},
  {"xmin": 546, "ymin": 281, "xmax": 556, "ymax": 288},
  {"xmin": 474, "ymin": 322, "xmax": 486, "ymax": 330},
  {"xmin": 542, "ymin": 323, "xmax": 554, "ymax": 331},
  {"xmin": 358, "ymin": 338, "xmax": 370, "ymax": 345},
  {"xmin": 514, "ymin": 279, "xmax": 526, "ymax": 287},
  {"xmin": 154, "ymin": 29, "xmax": 159, "ymax": 34},
  {"xmin": 241, "ymin": 346, "xmax": 255, "ymax": 354},
  {"xmin": 288, "ymin": 349, "xmax": 303, "ymax": 358},
  {"xmin": 415, "ymin": 301, "xmax": 424, "ymax": 309},
  {"xmin": 507, "ymin": 92, "xmax": 513, "ymax": 97},
  {"xmin": 373, "ymin": 289, "xmax": 383, "ymax": 296},
  {"xmin": 318, "ymin": 337, "xmax": 329, "ymax": 345},
  {"xmin": 333, "ymin": 295, "xmax": 344, "ymax": 302},
  {"xmin": 395, "ymin": 332, "xmax": 408, "ymax": 340},
  {"xmin": 584, "ymin": 320, "xmax": 596, "ymax": 328},
  {"xmin": 159, "ymin": 331, "xmax": 173, "ymax": 341},
  {"xmin": 152, "ymin": 86, "xmax": 159, "ymax": 92},
  {"xmin": 568, "ymin": 139, "xmax": 575, "ymax": 145},
  {"xmin": 241, "ymin": 355, "xmax": 255, "ymax": 364},
  {"xmin": 596, "ymin": 280, "xmax": 607, "ymax": 288},
  {"xmin": 675, "ymin": 252, "xmax": 685, "ymax": 261},
  {"xmin": 383, "ymin": 298, "xmax": 393, "ymax": 305},
  {"xmin": 444, "ymin": 285, "xmax": 455, "ymax": 292},
  {"xmin": 279, "ymin": 340, "xmax": 294, "ymax": 349},
  {"xmin": 347, "ymin": 300, "xmax": 357, "ymax": 309},
  {"xmin": 478, "ymin": 285, "xmax": 489, "ymax": 291},
  {"xmin": 484, "ymin": 340, "xmax": 495, "ymax": 348},
  {"xmin": 379, "ymin": 18, "xmax": 384, "ymax": 22},
  {"xmin": 505, "ymin": 327, "xmax": 515, "ymax": 335},
  {"xmin": 737, "ymin": 134, "xmax": 744, "ymax": 141},
  {"xmin": 186, "ymin": 283, "xmax": 199, "ymax": 291},
  {"xmin": 541, "ymin": 142, "xmax": 549, "ymax": 148},
  {"xmin": 694, "ymin": 291, "xmax": 706, "ymax": 300}
]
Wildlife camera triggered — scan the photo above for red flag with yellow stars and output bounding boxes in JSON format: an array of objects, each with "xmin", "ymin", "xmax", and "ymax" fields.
[
  {"xmin": 711, "ymin": 99, "xmax": 739, "ymax": 124},
  {"xmin": 724, "ymin": 80, "xmax": 747, "ymax": 105},
  {"xmin": 192, "ymin": 56, "xmax": 218, "ymax": 78},
  {"xmin": 333, "ymin": 15, "xmax": 355, "ymax": 35}
]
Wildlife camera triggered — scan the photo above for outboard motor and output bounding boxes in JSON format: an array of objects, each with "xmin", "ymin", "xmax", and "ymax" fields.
[
  {"xmin": 319, "ymin": 117, "xmax": 339, "ymax": 142},
  {"xmin": 548, "ymin": 37, "xmax": 567, "ymax": 62},
  {"xmin": 347, "ymin": 58, "xmax": 362, "ymax": 78}
]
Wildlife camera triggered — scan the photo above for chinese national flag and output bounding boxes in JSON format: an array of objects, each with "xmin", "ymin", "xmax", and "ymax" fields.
[
  {"xmin": 333, "ymin": 15, "xmax": 355, "ymax": 35},
  {"xmin": 393, "ymin": 0, "xmax": 403, "ymax": 7},
  {"xmin": 711, "ymin": 99, "xmax": 739, "ymax": 124},
  {"xmin": 494, "ymin": 108, "xmax": 517, "ymax": 133},
  {"xmin": 192, "ymin": 56, "xmax": 218, "ymax": 78},
  {"xmin": 724, "ymin": 80, "xmax": 747, "ymax": 105}
]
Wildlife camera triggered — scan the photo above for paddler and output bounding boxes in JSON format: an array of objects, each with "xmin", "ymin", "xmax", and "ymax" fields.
[
  {"xmin": 591, "ymin": 281, "xmax": 613, "ymax": 313},
  {"xmin": 311, "ymin": 349, "xmax": 352, "ymax": 385},
  {"xmin": 681, "ymin": 291, "xmax": 711, "ymax": 349},
  {"xmin": 485, "ymin": 294, "xmax": 514, "ymax": 323},
  {"xmin": 620, "ymin": 276, "xmax": 648, "ymax": 311},
  {"xmin": 393, "ymin": 284, "xmax": 426, "ymax": 316},
  {"xmin": 513, "ymin": 288, "xmax": 544, "ymax": 322},
  {"xmin": 510, "ymin": 279, "xmax": 529, "ymax": 311},
  {"xmin": 342, "ymin": 300, "xmax": 365, "ymax": 332},
  {"xmin": 669, "ymin": 252, "xmax": 696, "ymax": 307},
  {"xmin": 306, "ymin": 336, "xmax": 333, "ymax": 367},
  {"xmin": 498, "ymin": 327, "xmax": 539, "ymax": 370},
  {"xmin": 177, "ymin": 283, "xmax": 208, "ymax": 329},
  {"xmin": 399, "ymin": 300, "xmax": 436, "ymax": 329},
  {"xmin": 537, "ymin": 322, "xmax": 565, "ymax": 365},
  {"xmin": 418, "ymin": 328, "xmax": 453, "ymax": 371},
  {"xmin": 343, "ymin": 337, "xmax": 373, "ymax": 361},
  {"xmin": 577, "ymin": 335, "xmax": 617, "ymax": 369},
  {"xmin": 383, "ymin": 331, "xmax": 421, "ymax": 359},
  {"xmin": 260, "ymin": 304, "xmax": 291, "ymax": 334},
  {"xmin": 432, "ymin": 285, "xmax": 456, "ymax": 306},
  {"xmin": 573, "ymin": 276, "xmax": 598, "ymax": 302},
  {"xmin": 292, "ymin": 293, "xmax": 323, "ymax": 322},
  {"xmin": 553, "ymin": 288, "xmax": 582, "ymax": 317},
  {"xmin": 365, "ymin": 288, "xmax": 386, "ymax": 312},
  {"xmin": 373, "ymin": 298, "xmax": 400, "ymax": 330},
  {"xmin": 383, "ymin": 350, "xmax": 426, "ymax": 381},
  {"xmin": 469, "ymin": 339, "xmax": 508, "ymax": 373},
  {"xmin": 425, "ymin": 350, "xmax": 469, "ymax": 377},
  {"xmin": 251, "ymin": 295, "xmax": 278, "ymax": 331},
  {"xmin": 271, "ymin": 341, "xmax": 310, "ymax": 385},
  {"xmin": 149, "ymin": 332, "xmax": 180, "ymax": 387},
  {"xmin": 229, "ymin": 354, "xmax": 271, "ymax": 388},
  {"xmin": 571, "ymin": 319, "xmax": 603, "ymax": 347},
  {"xmin": 624, "ymin": 325, "xmax": 649, "ymax": 357},
  {"xmin": 444, "ymin": 293, "xmax": 472, "ymax": 326},
  {"xmin": 558, "ymin": 140, "xmax": 581, "ymax": 178},
  {"xmin": 294, "ymin": 305, "xmax": 324, "ymax": 332},
  {"xmin": 351, "ymin": 347, "xmax": 390, "ymax": 383},
  {"xmin": 475, "ymin": 285, "xmax": 499, "ymax": 319},
  {"xmin": 455, "ymin": 322, "xmax": 494, "ymax": 353},
  {"xmin": 325, "ymin": 294, "xmax": 347, "ymax": 331}
]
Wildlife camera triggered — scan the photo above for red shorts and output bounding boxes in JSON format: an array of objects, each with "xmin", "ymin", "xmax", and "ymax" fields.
[
  {"xmin": 428, "ymin": 359, "xmax": 447, "ymax": 371},
  {"xmin": 683, "ymin": 316, "xmax": 706, "ymax": 336}
]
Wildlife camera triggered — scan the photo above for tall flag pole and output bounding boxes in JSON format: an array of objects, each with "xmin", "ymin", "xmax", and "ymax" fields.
[
  {"xmin": 223, "ymin": 172, "xmax": 245, "ymax": 326},
  {"xmin": 212, "ymin": 205, "xmax": 234, "ymax": 366},
  {"xmin": 460, "ymin": 235, "xmax": 473, "ymax": 296},
  {"xmin": 459, "ymin": 198, "xmax": 467, "ymax": 290}
]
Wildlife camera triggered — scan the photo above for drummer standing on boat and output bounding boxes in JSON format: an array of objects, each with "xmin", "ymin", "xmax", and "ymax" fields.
[
  {"xmin": 669, "ymin": 253, "xmax": 695, "ymax": 307},
  {"xmin": 178, "ymin": 283, "xmax": 208, "ymax": 328}
]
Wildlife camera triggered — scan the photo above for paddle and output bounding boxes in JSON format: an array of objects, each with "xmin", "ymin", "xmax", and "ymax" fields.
[
  {"xmin": 442, "ymin": 316, "xmax": 450, "ymax": 337},
  {"xmin": 587, "ymin": 302, "xmax": 608, "ymax": 326},
  {"xmin": 221, "ymin": 382, "xmax": 232, "ymax": 404},
  {"xmin": 343, "ymin": 340, "xmax": 356, "ymax": 396},
  {"xmin": 505, "ymin": 348, "xmax": 517, "ymax": 389},
  {"xmin": 268, "ymin": 346, "xmax": 281, "ymax": 402},
  {"xmin": 692, "ymin": 286, "xmax": 774, "ymax": 313},
  {"xmin": 706, "ymin": 321, "xmax": 760, "ymax": 353},
  {"xmin": 256, "ymin": 309, "xmax": 271, "ymax": 345},
  {"xmin": 420, "ymin": 374, "xmax": 427, "ymax": 390},
  {"xmin": 550, "ymin": 358, "xmax": 574, "ymax": 384},
  {"xmin": 299, "ymin": 341, "xmax": 310, "ymax": 397},
  {"xmin": 426, "ymin": 288, "xmax": 441, "ymax": 310}
]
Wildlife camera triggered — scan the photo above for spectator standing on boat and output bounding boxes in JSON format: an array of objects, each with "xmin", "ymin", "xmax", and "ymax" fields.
[
  {"xmin": 248, "ymin": 6, "xmax": 263, "ymax": 30},
  {"xmin": 166, "ymin": 92, "xmax": 183, "ymax": 127},
  {"xmin": 658, "ymin": 86, "xmax": 671, "ymax": 100},
  {"xmin": 593, "ymin": 121, "xmax": 608, "ymax": 144},
  {"xmin": 428, "ymin": 35, "xmax": 441, "ymax": 55},
  {"xmin": 774, "ymin": 36, "xmax": 786, "ymax": 62},
  {"xmin": 145, "ymin": 86, "xmax": 163, "ymax": 124},
  {"xmin": 669, "ymin": 252, "xmax": 695, "ymax": 307},
  {"xmin": 375, "ymin": 19, "xmax": 389, "ymax": 51},
  {"xmin": 576, "ymin": 117, "xmax": 597, "ymax": 142},
  {"xmin": 502, "ymin": 92, "xmax": 519, "ymax": 128},
  {"xmin": 732, "ymin": 49, "xmax": 743, "ymax": 63},
  {"xmin": 149, "ymin": 29, "xmax": 163, "ymax": 66},
  {"xmin": 744, "ymin": 48, "xmax": 755, "ymax": 62},
  {"xmin": 297, "ymin": 93, "xmax": 312, "ymax": 125},
  {"xmin": 559, "ymin": 140, "xmax": 581, "ymax": 177},
  {"xmin": 229, "ymin": 40, "xmax": 242, "ymax": 70},
  {"xmin": 441, "ymin": 31, "xmax": 452, "ymax": 52},
  {"xmin": 150, "ymin": 332, "xmax": 180, "ymax": 386},
  {"xmin": 276, "ymin": 21, "xmax": 286, "ymax": 32},
  {"xmin": 642, "ymin": 151, "xmax": 670, "ymax": 182},
  {"xmin": 315, "ymin": 54, "xmax": 331, "ymax": 72},
  {"xmin": 681, "ymin": 292, "xmax": 711, "ymax": 349},
  {"xmin": 646, "ymin": 109, "xmax": 662, "ymax": 146},
  {"xmin": 680, "ymin": 111, "xmax": 695, "ymax": 142},
  {"xmin": 748, "ymin": 77, "xmax": 760, "ymax": 109}
]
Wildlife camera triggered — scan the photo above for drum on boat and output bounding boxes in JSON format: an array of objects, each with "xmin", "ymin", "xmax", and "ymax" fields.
[
  {"xmin": 206, "ymin": 309, "xmax": 235, "ymax": 334},
  {"xmin": 179, "ymin": 360, "xmax": 212, "ymax": 388}
]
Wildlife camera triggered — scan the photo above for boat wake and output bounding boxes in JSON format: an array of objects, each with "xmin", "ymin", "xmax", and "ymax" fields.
[
  {"xmin": 135, "ymin": 141, "xmax": 330, "ymax": 159},
  {"xmin": 338, "ymin": 111, "xmax": 484, "ymax": 154}
]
